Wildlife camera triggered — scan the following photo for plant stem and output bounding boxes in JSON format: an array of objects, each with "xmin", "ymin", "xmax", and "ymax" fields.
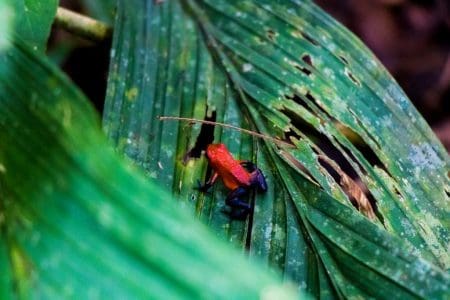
[{"xmin": 53, "ymin": 7, "xmax": 112, "ymax": 42}]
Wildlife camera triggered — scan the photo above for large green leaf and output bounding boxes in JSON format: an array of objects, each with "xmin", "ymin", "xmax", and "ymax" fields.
[
  {"xmin": 103, "ymin": 0, "xmax": 449, "ymax": 298},
  {"xmin": 4, "ymin": 0, "xmax": 57, "ymax": 51},
  {"xmin": 0, "ymin": 9, "xmax": 298, "ymax": 300}
]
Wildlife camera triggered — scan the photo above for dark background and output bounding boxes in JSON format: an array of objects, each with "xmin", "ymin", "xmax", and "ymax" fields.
[
  {"xmin": 317, "ymin": 0, "xmax": 450, "ymax": 149},
  {"xmin": 52, "ymin": 0, "xmax": 450, "ymax": 150}
]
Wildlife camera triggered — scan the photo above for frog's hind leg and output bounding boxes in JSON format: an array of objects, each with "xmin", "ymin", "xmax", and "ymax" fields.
[
  {"xmin": 241, "ymin": 161, "xmax": 267, "ymax": 192},
  {"xmin": 225, "ymin": 187, "xmax": 251, "ymax": 219},
  {"xmin": 226, "ymin": 187, "xmax": 250, "ymax": 209}
]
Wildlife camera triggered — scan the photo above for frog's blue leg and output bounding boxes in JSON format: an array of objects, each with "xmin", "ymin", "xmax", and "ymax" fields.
[
  {"xmin": 240, "ymin": 161, "xmax": 267, "ymax": 192},
  {"xmin": 226, "ymin": 187, "xmax": 251, "ymax": 219}
]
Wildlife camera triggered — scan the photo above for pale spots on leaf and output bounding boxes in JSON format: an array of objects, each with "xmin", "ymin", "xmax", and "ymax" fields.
[
  {"xmin": 264, "ymin": 222, "xmax": 273, "ymax": 250},
  {"xmin": 415, "ymin": 211, "xmax": 450, "ymax": 269},
  {"xmin": 242, "ymin": 63, "xmax": 253, "ymax": 72},
  {"xmin": 408, "ymin": 143, "xmax": 443, "ymax": 171},
  {"xmin": 323, "ymin": 67, "xmax": 336, "ymax": 80},
  {"xmin": 97, "ymin": 203, "xmax": 114, "ymax": 227},
  {"xmin": 273, "ymin": 223, "xmax": 285, "ymax": 242},
  {"xmin": 125, "ymin": 87, "xmax": 139, "ymax": 101}
]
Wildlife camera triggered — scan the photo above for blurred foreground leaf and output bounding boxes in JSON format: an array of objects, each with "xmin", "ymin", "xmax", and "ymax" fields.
[{"xmin": 0, "ymin": 23, "xmax": 295, "ymax": 300}]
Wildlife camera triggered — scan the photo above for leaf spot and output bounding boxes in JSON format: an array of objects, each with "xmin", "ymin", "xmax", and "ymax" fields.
[
  {"xmin": 242, "ymin": 63, "xmax": 253, "ymax": 73},
  {"xmin": 301, "ymin": 32, "xmax": 319, "ymax": 46},
  {"xmin": 125, "ymin": 87, "xmax": 139, "ymax": 101},
  {"xmin": 266, "ymin": 29, "xmax": 277, "ymax": 41},
  {"xmin": 301, "ymin": 54, "xmax": 313, "ymax": 67},
  {"xmin": 339, "ymin": 55, "xmax": 349, "ymax": 65},
  {"xmin": 345, "ymin": 68, "xmax": 361, "ymax": 86}
]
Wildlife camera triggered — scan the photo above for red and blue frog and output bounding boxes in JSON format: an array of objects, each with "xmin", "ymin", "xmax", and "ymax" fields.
[{"xmin": 197, "ymin": 143, "xmax": 267, "ymax": 220}]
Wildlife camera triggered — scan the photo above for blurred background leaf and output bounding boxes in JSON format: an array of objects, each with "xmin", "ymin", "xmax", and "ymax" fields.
[{"xmin": 103, "ymin": 0, "xmax": 449, "ymax": 298}]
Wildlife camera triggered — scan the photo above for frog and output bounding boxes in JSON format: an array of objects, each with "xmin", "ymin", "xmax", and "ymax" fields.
[{"xmin": 197, "ymin": 143, "xmax": 267, "ymax": 219}]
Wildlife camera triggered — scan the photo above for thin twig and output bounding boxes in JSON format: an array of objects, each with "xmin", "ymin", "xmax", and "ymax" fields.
[
  {"xmin": 53, "ymin": 7, "xmax": 112, "ymax": 42},
  {"xmin": 158, "ymin": 116, "xmax": 294, "ymax": 148}
]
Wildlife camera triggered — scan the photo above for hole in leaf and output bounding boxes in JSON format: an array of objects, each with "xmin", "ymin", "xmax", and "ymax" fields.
[
  {"xmin": 281, "ymin": 97, "xmax": 322, "ymax": 138},
  {"xmin": 339, "ymin": 55, "xmax": 349, "ymax": 65},
  {"xmin": 318, "ymin": 155, "xmax": 377, "ymax": 220},
  {"xmin": 281, "ymin": 102, "xmax": 358, "ymax": 179},
  {"xmin": 281, "ymin": 93, "xmax": 386, "ymax": 221},
  {"xmin": 301, "ymin": 31, "xmax": 319, "ymax": 46},
  {"xmin": 337, "ymin": 124, "xmax": 387, "ymax": 171},
  {"xmin": 302, "ymin": 54, "xmax": 313, "ymax": 67},
  {"xmin": 289, "ymin": 91, "xmax": 383, "ymax": 171},
  {"xmin": 294, "ymin": 65, "xmax": 312, "ymax": 76},
  {"xmin": 184, "ymin": 110, "xmax": 216, "ymax": 162},
  {"xmin": 266, "ymin": 29, "xmax": 277, "ymax": 41},
  {"xmin": 345, "ymin": 69, "xmax": 361, "ymax": 86},
  {"xmin": 304, "ymin": 91, "xmax": 330, "ymax": 117},
  {"xmin": 305, "ymin": 91, "xmax": 316, "ymax": 103},
  {"xmin": 283, "ymin": 124, "xmax": 302, "ymax": 143}
]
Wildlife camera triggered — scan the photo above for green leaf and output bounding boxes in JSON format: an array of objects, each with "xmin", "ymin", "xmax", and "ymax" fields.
[
  {"xmin": 103, "ymin": 0, "xmax": 449, "ymax": 298},
  {"xmin": 4, "ymin": 0, "xmax": 57, "ymax": 51},
  {"xmin": 0, "ymin": 28, "xmax": 297, "ymax": 300}
]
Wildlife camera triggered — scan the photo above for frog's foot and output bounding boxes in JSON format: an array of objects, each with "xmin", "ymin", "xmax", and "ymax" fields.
[
  {"xmin": 194, "ymin": 180, "xmax": 212, "ymax": 193},
  {"xmin": 221, "ymin": 207, "xmax": 248, "ymax": 220},
  {"xmin": 229, "ymin": 208, "xmax": 249, "ymax": 220}
]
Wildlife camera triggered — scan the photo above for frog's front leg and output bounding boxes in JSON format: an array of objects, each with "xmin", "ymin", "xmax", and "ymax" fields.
[
  {"xmin": 196, "ymin": 172, "xmax": 219, "ymax": 192},
  {"xmin": 225, "ymin": 187, "xmax": 251, "ymax": 219},
  {"xmin": 240, "ymin": 161, "xmax": 267, "ymax": 192}
]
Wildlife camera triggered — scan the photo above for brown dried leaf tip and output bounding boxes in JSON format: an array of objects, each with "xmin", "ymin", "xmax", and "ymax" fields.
[{"xmin": 318, "ymin": 155, "xmax": 376, "ymax": 220}]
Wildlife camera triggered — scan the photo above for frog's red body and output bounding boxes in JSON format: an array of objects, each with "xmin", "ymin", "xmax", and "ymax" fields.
[
  {"xmin": 198, "ymin": 143, "xmax": 267, "ymax": 219},
  {"xmin": 206, "ymin": 144, "xmax": 252, "ymax": 190}
]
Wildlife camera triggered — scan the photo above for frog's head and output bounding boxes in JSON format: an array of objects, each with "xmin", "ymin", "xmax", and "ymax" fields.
[{"xmin": 205, "ymin": 143, "xmax": 228, "ymax": 161}]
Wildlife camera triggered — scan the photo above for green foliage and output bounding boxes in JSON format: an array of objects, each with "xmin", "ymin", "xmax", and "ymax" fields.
[
  {"xmin": 104, "ymin": 0, "xmax": 449, "ymax": 298},
  {"xmin": 0, "ymin": 0, "xmax": 449, "ymax": 299}
]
